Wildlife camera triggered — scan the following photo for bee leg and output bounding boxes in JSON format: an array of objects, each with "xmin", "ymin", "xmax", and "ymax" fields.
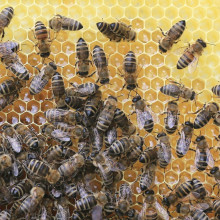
[
  {"xmin": 87, "ymin": 71, "xmax": 96, "ymax": 78},
  {"xmin": 1, "ymin": 30, "xmax": 5, "ymax": 41},
  {"xmin": 158, "ymin": 27, "xmax": 166, "ymax": 36},
  {"xmin": 189, "ymin": 148, "xmax": 196, "ymax": 152}
]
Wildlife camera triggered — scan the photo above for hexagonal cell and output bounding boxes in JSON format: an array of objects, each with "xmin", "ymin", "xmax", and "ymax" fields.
[
  {"xmin": 104, "ymin": 42, "xmax": 117, "ymax": 55},
  {"xmin": 151, "ymin": 77, "xmax": 164, "ymax": 91},
  {"xmin": 15, "ymin": 4, "xmax": 28, "ymax": 17},
  {"xmin": 13, "ymin": 100, "xmax": 26, "ymax": 113},
  {"xmin": 48, "ymin": 0, "xmax": 61, "ymax": 6},
  {"xmin": 131, "ymin": 18, "xmax": 144, "ymax": 31},
  {"xmin": 110, "ymin": 5, "xmax": 124, "ymax": 18},
  {"xmin": 110, "ymin": 53, "xmax": 123, "ymax": 69},
  {"xmin": 144, "ymin": 89, "xmax": 157, "ymax": 103},
  {"xmin": 34, "ymin": 90, "xmax": 48, "ymax": 102},
  {"xmin": 131, "ymin": 42, "xmax": 144, "ymax": 55},
  {"xmin": 34, "ymin": 112, "xmax": 46, "ymax": 125},
  {"xmin": 27, "ymin": 100, "xmax": 40, "ymax": 114},
  {"xmin": 13, "ymin": 28, "xmax": 27, "ymax": 41},
  {"xmin": 110, "ymin": 78, "xmax": 123, "ymax": 92},
  {"xmin": 145, "ymin": 18, "xmax": 157, "ymax": 32},
  {"xmin": 179, "ymin": 171, "xmax": 192, "ymax": 182},
  {"xmin": 7, "ymin": 111, "xmax": 19, "ymax": 125},
  {"xmin": 69, "ymin": 5, "xmax": 82, "ymax": 19},
  {"xmin": 50, "ymin": 40, "xmax": 61, "ymax": 54},
  {"xmin": 152, "ymin": 6, "xmax": 164, "ymax": 19},
  {"xmin": 62, "ymin": 41, "xmax": 75, "ymax": 55},
  {"xmin": 28, "ymin": 5, "xmax": 41, "ymax": 18},
  {"xmin": 41, "ymin": 101, "xmax": 54, "ymax": 112},
  {"xmin": 151, "ymin": 54, "xmax": 164, "ymax": 67},
  {"xmin": 55, "ymin": 53, "xmax": 68, "ymax": 67},
  {"xmin": 62, "ymin": 65, "xmax": 75, "ymax": 79},
  {"xmin": 28, "ymin": 53, "xmax": 41, "ymax": 67},
  {"xmin": 0, "ymin": 112, "xmax": 6, "ymax": 125},
  {"xmin": 145, "ymin": 66, "xmax": 157, "ymax": 79},
  {"xmin": 83, "ymin": 29, "xmax": 96, "ymax": 43},
  {"xmin": 165, "ymin": 171, "xmax": 178, "ymax": 185},
  {"xmin": 20, "ymin": 112, "xmax": 32, "ymax": 125},
  {"xmin": 20, "ymin": 88, "xmax": 32, "ymax": 102},
  {"xmin": 97, "ymin": 5, "xmax": 110, "ymax": 19},
  {"xmin": 207, "ymin": 30, "xmax": 219, "ymax": 44},
  {"xmin": 164, "ymin": 6, "xmax": 178, "ymax": 20},
  {"xmin": 151, "ymin": 101, "xmax": 164, "ymax": 114},
  {"xmin": 124, "ymin": 169, "xmax": 137, "ymax": 182},
  {"xmin": 172, "ymin": 159, "xmax": 185, "ymax": 173},
  {"xmin": 192, "ymin": 78, "xmax": 205, "ymax": 91}
]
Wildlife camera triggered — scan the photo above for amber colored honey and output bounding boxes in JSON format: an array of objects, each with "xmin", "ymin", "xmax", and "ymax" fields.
[{"xmin": 1, "ymin": 0, "xmax": 220, "ymax": 218}]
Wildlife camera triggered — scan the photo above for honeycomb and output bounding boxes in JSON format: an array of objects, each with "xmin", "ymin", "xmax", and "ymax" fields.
[{"xmin": 0, "ymin": 0, "xmax": 220, "ymax": 218}]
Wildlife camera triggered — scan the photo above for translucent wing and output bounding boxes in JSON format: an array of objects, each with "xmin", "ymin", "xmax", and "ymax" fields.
[
  {"xmin": 91, "ymin": 205, "xmax": 103, "ymax": 220},
  {"xmin": 12, "ymin": 161, "xmax": 19, "ymax": 177},
  {"xmin": 51, "ymin": 129, "xmax": 71, "ymax": 141},
  {"xmin": 6, "ymin": 134, "xmax": 22, "ymax": 153},
  {"xmin": 176, "ymin": 131, "xmax": 191, "ymax": 155},
  {"xmin": 155, "ymin": 201, "xmax": 169, "ymax": 220},
  {"xmin": 57, "ymin": 204, "xmax": 69, "ymax": 220},
  {"xmin": 136, "ymin": 109, "xmax": 153, "ymax": 130},
  {"xmin": 167, "ymin": 112, "xmax": 176, "ymax": 128},
  {"xmin": 173, "ymin": 46, "xmax": 188, "ymax": 55},
  {"xmin": 195, "ymin": 148, "xmax": 200, "ymax": 167},
  {"xmin": 161, "ymin": 143, "xmax": 171, "ymax": 163},
  {"xmin": 206, "ymin": 148, "xmax": 214, "ymax": 168},
  {"xmin": 188, "ymin": 55, "xmax": 199, "ymax": 74}
]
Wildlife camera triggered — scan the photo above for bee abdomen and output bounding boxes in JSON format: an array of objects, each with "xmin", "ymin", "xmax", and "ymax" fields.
[
  {"xmin": 213, "ymin": 200, "xmax": 220, "ymax": 215},
  {"xmin": 24, "ymin": 134, "xmax": 39, "ymax": 151},
  {"xmin": 35, "ymin": 21, "xmax": 48, "ymax": 40},
  {"xmin": 0, "ymin": 79, "xmax": 15, "ymax": 95},
  {"xmin": 62, "ymin": 17, "xmax": 83, "ymax": 31},
  {"xmin": 76, "ymin": 38, "xmax": 89, "ymax": 60},
  {"xmin": 30, "ymin": 77, "xmax": 48, "ymax": 95},
  {"xmin": 123, "ymin": 51, "xmax": 136, "ymax": 74},
  {"xmin": 139, "ymin": 148, "xmax": 157, "ymax": 164},
  {"xmin": 108, "ymin": 137, "xmax": 129, "ymax": 155},
  {"xmin": 97, "ymin": 112, "xmax": 114, "ymax": 132},
  {"xmin": 92, "ymin": 45, "xmax": 107, "ymax": 68},
  {"xmin": 0, "ymin": 7, "xmax": 14, "ymax": 26},
  {"xmin": 27, "ymin": 159, "xmax": 49, "ymax": 177},
  {"xmin": 176, "ymin": 180, "xmax": 193, "ymax": 198},
  {"xmin": 168, "ymin": 20, "xmax": 186, "ymax": 40},
  {"xmin": 196, "ymin": 151, "xmax": 208, "ymax": 171},
  {"xmin": 160, "ymin": 84, "xmax": 181, "ymax": 97},
  {"xmin": 192, "ymin": 178, "xmax": 207, "ymax": 199},
  {"xmin": 212, "ymin": 85, "xmax": 220, "ymax": 97},
  {"xmin": 144, "ymin": 119, "xmax": 154, "ymax": 133},
  {"xmin": 165, "ymin": 122, "xmax": 178, "ymax": 134},
  {"xmin": 177, "ymin": 51, "xmax": 194, "ymax": 69},
  {"xmin": 194, "ymin": 110, "xmax": 211, "ymax": 129},
  {"xmin": 51, "ymin": 72, "xmax": 65, "ymax": 98},
  {"xmin": 140, "ymin": 172, "xmax": 153, "ymax": 191},
  {"xmin": 145, "ymin": 208, "xmax": 158, "ymax": 220},
  {"xmin": 191, "ymin": 209, "xmax": 209, "ymax": 220},
  {"xmin": 75, "ymin": 195, "xmax": 97, "ymax": 211},
  {"xmin": 0, "ymin": 210, "xmax": 11, "ymax": 220}
]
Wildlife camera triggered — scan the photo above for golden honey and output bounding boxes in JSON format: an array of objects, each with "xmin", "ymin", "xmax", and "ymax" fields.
[{"xmin": 0, "ymin": 0, "xmax": 220, "ymax": 218}]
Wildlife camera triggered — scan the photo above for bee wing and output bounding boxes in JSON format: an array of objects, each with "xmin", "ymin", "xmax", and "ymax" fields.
[
  {"xmin": 173, "ymin": 46, "xmax": 188, "ymax": 55},
  {"xmin": 12, "ymin": 161, "xmax": 19, "ymax": 177},
  {"xmin": 136, "ymin": 109, "xmax": 147, "ymax": 129},
  {"xmin": 176, "ymin": 131, "xmax": 191, "ymax": 155},
  {"xmin": 161, "ymin": 143, "xmax": 171, "ymax": 163},
  {"xmin": 0, "ymin": 44, "xmax": 13, "ymax": 57},
  {"xmin": 167, "ymin": 112, "xmax": 176, "ymax": 128},
  {"xmin": 40, "ymin": 206, "xmax": 47, "ymax": 220},
  {"xmin": 91, "ymin": 205, "xmax": 103, "ymax": 220},
  {"xmin": 195, "ymin": 148, "xmax": 200, "ymax": 167},
  {"xmin": 188, "ymin": 55, "xmax": 199, "ymax": 74},
  {"xmin": 155, "ymin": 201, "xmax": 169, "ymax": 220},
  {"xmin": 51, "ymin": 129, "xmax": 71, "ymax": 141},
  {"xmin": 57, "ymin": 204, "xmax": 69, "ymax": 219},
  {"xmin": 206, "ymin": 148, "xmax": 214, "ymax": 168},
  {"xmin": 6, "ymin": 134, "xmax": 22, "ymax": 153}
]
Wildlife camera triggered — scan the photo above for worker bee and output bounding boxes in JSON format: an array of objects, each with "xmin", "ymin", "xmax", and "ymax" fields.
[
  {"xmin": 194, "ymin": 135, "xmax": 214, "ymax": 171},
  {"xmin": 34, "ymin": 21, "xmax": 51, "ymax": 58},
  {"xmin": 14, "ymin": 123, "xmax": 39, "ymax": 151},
  {"xmin": 191, "ymin": 178, "xmax": 207, "ymax": 200},
  {"xmin": 65, "ymin": 95, "xmax": 85, "ymax": 110},
  {"xmin": 140, "ymin": 189, "xmax": 169, "ymax": 220},
  {"xmin": 132, "ymin": 95, "xmax": 154, "ymax": 133},
  {"xmin": 194, "ymin": 102, "xmax": 219, "ymax": 129},
  {"xmin": 157, "ymin": 132, "xmax": 172, "ymax": 168},
  {"xmin": 108, "ymin": 137, "xmax": 130, "ymax": 156},
  {"xmin": 96, "ymin": 96, "xmax": 117, "ymax": 132},
  {"xmin": 15, "ymin": 185, "xmax": 45, "ymax": 218},
  {"xmin": 110, "ymin": 22, "xmax": 136, "ymax": 41},
  {"xmin": 0, "ymin": 7, "xmax": 14, "ymax": 39},
  {"xmin": 58, "ymin": 153, "xmax": 85, "ymax": 178},
  {"xmin": 159, "ymin": 20, "xmax": 186, "ymax": 53},
  {"xmin": 162, "ymin": 179, "xmax": 194, "ymax": 208},
  {"xmin": 71, "ymin": 82, "xmax": 100, "ymax": 97},
  {"xmin": 0, "ymin": 77, "xmax": 23, "ymax": 96},
  {"xmin": 29, "ymin": 62, "xmax": 57, "ymax": 95},
  {"xmin": 164, "ymin": 101, "xmax": 179, "ymax": 134},
  {"xmin": 92, "ymin": 45, "xmax": 110, "ymax": 84},
  {"xmin": 176, "ymin": 121, "xmax": 194, "ymax": 158},
  {"xmin": 41, "ymin": 123, "xmax": 72, "ymax": 147},
  {"xmin": 10, "ymin": 179, "xmax": 32, "ymax": 200},
  {"xmin": 139, "ymin": 163, "xmax": 156, "ymax": 191},
  {"xmin": 139, "ymin": 147, "xmax": 158, "ymax": 165},
  {"xmin": 49, "ymin": 14, "xmax": 83, "ymax": 32},
  {"xmin": 75, "ymin": 184, "xmax": 97, "ymax": 211},
  {"xmin": 85, "ymin": 90, "xmax": 102, "ymax": 118},
  {"xmin": 0, "ymin": 210, "xmax": 11, "ymax": 220},
  {"xmin": 96, "ymin": 21, "xmax": 122, "ymax": 42},
  {"xmin": 114, "ymin": 108, "xmax": 136, "ymax": 136},
  {"xmin": 104, "ymin": 125, "xmax": 117, "ymax": 148},
  {"xmin": 115, "ymin": 183, "xmax": 133, "ymax": 217},
  {"xmin": 160, "ymin": 80, "xmax": 196, "ymax": 101},
  {"xmin": 2, "ymin": 123, "xmax": 22, "ymax": 153},
  {"xmin": 0, "ymin": 91, "xmax": 19, "ymax": 111},
  {"xmin": 177, "ymin": 38, "xmax": 207, "ymax": 73},
  {"xmin": 75, "ymin": 37, "xmax": 92, "ymax": 77}
]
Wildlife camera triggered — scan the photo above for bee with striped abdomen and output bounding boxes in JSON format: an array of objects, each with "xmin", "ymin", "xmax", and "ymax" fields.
[
  {"xmin": 191, "ymin": 178, "xmax": 207, "ymax": 200},
  {"xmin": 194, "ymin": 102, "xmax": 219, "ymax": 129},
  {"xmin": 176, "ymin": 121, "xmax": 194, "ymax": 158},
  {"xmin": 139, "ymin": 147, "xmax": 158, "ymax": 165},
  {"xmin": 159, "ymin": 20, "xmax": 186, "ymax": 53},
  {"xmin": 96, "ymin": 21, "xmax": 122, "ymax": 42},
  {"xmin": 71, "ymin": 82, "xmax": 100, "ymax": 97},
  {"xmin": 164, "ymin": 101, "xmax": 179, "ymax": 134},
  {"xmin": 75, "ymin": 37, "xmax": 92, "ymax": 77},
  {"xmin": 209, "ymin": 167, "xmax": 220, "ymax": 195},
  {"xmin": 0, "ymin": 7, "xmax": 14, "ymax": 39},
  {"xmin": 194, "ymin": 135, "xmax": 214, "ymax": 171},
  {"xmin": 63, "ymin": 183, "xmax": 77, "ymax": 199},
  {"xmin": 34, "ymin": 21, "xmax": 51, "ymax": 58},
  {"xmin": 132, "ymin": 95, "xmax": 154, "ymax": 133},
  {"xmin": 108, "ymin": 137, "xmax": 130, "ymax": 156},
  {"xmin": 213, "ymin": 200, "xmax": 220, "ymax": 218},
  {"xmin": 49, "ymin": 14, "xmax": 83, "ymax": 32},
  {"xmin": 177, "ymin": 38, "xmax": 207, "ymax": 73},
  {"xmin": 92, "ymin": 45, "xmax": 110, "ymax": 84},
  {"xmin": 30, "ymin": 62, "xmax": 57, "ymax": 95},
  {"xmin": 65, "ymin": 95, "xmax": 85, "ymax": 110},
  {"xmin": 110, "ymin": 21, "xmax": 136, "ymax": 41},
  {"xmin": 212, "ymin": 84, "xmax": 220, "ymax": 98}
]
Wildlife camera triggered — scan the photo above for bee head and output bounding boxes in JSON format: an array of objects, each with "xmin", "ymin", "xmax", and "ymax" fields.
[
  {"xmin": 96, "ymin": 22, "xmax": 104, "ymax": 30},
  {"xmin": 2, "ymin": 124, "xmax": 11, "ymax": 130},
  {"xmin": 108, "ymin": 95, "xmax": 117, "ymax": 101},
  {"xmin": 176, "ymin": 203, "xmax": 182, "ymax": 213},
  {"xmin": 190, "ymin": 91, "xmax": 196, "ymax": 100},
  {"xmin": 132, "ymin": 95, "xmax": 141, "ymax": 103},
  {"xmin": 14, "ymin": 123, "xmax": 22, "ymax": 130},
  {"xmin": 185, "ymin": 121, "xmax": 193, "ymax": 128},
  {"xmin": 210, "ymin": 166, "xmax": 219, "ymax": 175},
  {"xmin": 157, "ymin": 132, "xmax": 166, "ymax": 138},
  {"xmin": 77, "ymin": 37, "xmax": 85, "ymax": 43},
  {"xmin": 159, "ymin": 45, "xmax": 167, "ymax": 53},
  {"xmin": 196, "ymin": 135, "xmax": 205, "ymax": 142},
  {"xmin": 162, "ymin": 196, "xmax": 170, "ymax": 207},
  {"xmin": 40, "ymin": 52, "xmax": 50, "ymax": 58},
  {"xmin": 145, "ymin": 189, "xmax": 154, "ymax": 195},
  {"xmin": 100, "ymin": 78, "xmax": 110, "ymax": 84},
  {"xmin": 197, "ymin": 39, "xmax": 207, "ymax": 48},
  {"xmin": 77, "ymin": 71, "xmax": 89, "ymax": 76},
  {"xmin": 127, "ymin": 84, "xmax": 136, "ymax": 90}
]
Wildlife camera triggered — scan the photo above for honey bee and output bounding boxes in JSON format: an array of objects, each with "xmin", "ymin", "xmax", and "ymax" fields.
[
  {"xmin": 58, "ymin": 153, "xmax": 84, "ymax": 178},
  {"xmin": 139, "ymin": 147, "xmax": 158, "ymax": 165},
  {"xmin": 108, "ymin": 137, "xmax": 130, "ymax": 156},
  {"xmin": 157, "ymin": 132, "xmax": 172, "ymax": 168},
  {"xmin": 0, "ymin": 77, "xmax": 23, "ymax": 96},
  {"xmin": 41, "ymin": 123, "xmax": 72, "ymax": 147},
  {"xmin": 162, "ymin": 179, "xmax": 194, "ymax": 208},
  {"xmin": 114, "ymin": 108, "xmax": 136, "ymax": 136},
  {"xmin": 96, "ymin": 21, "xmax": 122, "ymax": 42},
  {"xmin": 164, "ymin": 101, "xmax": 179, "ymax": 134},
  {"xmin": 191, "ymin": 178, "xmax": 207, "ymax": 200},
  {"xmin": 209, "ymin": 167, "xmax": 220, "ymax": 194},
  {"xmin": 0, "ymin": 210, "xmax": 11, "ymax": 220},
  {"xmin": 24, "ymin": 159, "xmax": 60, "ymax": 184},
  {"xmin": 15, "ymin": 185, "xmax": 45, "ymax": 218},
  {"xmin": 160, "ymin": 80, "xmax": 196, "ymax": 101},
  {"xmin": 78, "ymin": 138, "xmax": 91, "ymax": 158},
  {"xmin": 132, "ymin": 95, "xmax": 154, "ymax": 133},
  {"xmin": 85, "ymin": 90, "xmax": 102, "ymax": 118},
  {"xmin": 34, "ymin": 21, "xmax": 51, "ymax": 58},
  {"xmin": 140, "ymin": 189, "xmax": 169, "ymax": 220},
  {"xmin": 2, "ymin": 123, "xmax": 22, "ymax": 153},
  {"xmin": 75, "ymin": 37, "xmax": 92, "ymax": 77},
  {"xmin": 71, "ymin": 82, "xmax": 100, "ymax": 97},
  {"xmin": 159, "ymin": 20, "xmax": 186, "ymax": 53},
  {"xmin": 213, "ymin": 200, "xmax": 220, "ymax": 218},
  {"xmin": 49, "ymin": 14, "xmax": 83, "ymax": 32},
  {"xmin": 14, "ymin": 123, "xmax": 39, "ymax": 151},
  {"xmin": 104, "ymin": 125, "xmax": 117, "ymax": 148},
  {"xmin": 115, "ymin": 183, "xmax": 133, "ymax": 217},
  {"xmin": 139, "ymin": 163, "xmax": 156, "ymax": 191},
  {"xmin": 91, "ymin": 127, "xmax": 104, "ymax": 157},
  {"xmin": 177, "ymin": 39, "xmax": 207, "ymax": 73},
  {"xmin": 65, "ymin": 95, "xmax": 85, "ymax": 110},
  {"xmin": 0, "ymin": 91, "xmax": 19, "ymax": 111},
  {"xmin": 194, "ymin": 135, "xmax": 214, "ymax": 171},
  {"xmin": 0, "ymin": 7, "xmax": 14, "ymax": 39},
  {"xmin": 176, "ymin": 121, "xmax": 194, "ymax": 158},
  {"xmin": 110, "ymin": 22, "xmax": 136, "ymax": 41},
  {"xmin": 30, "ymin": 62, "xmax": 57, "ymax": 95},
  {"xmin": 96, "ymin": 96, "xmax": 117, "ymax": 132},
  {"xmin": 194, "ymin": 102, "xmax": 219, "ymax": 129},
  {"xmin": 92, "ymin": 45, "xmax": 110, "ymax": 84},
  {"xmin": 10, "ymin": 179, "xmax": 32, "ymax": 200}
]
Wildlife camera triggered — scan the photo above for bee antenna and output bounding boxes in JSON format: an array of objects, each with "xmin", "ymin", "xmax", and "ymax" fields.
[{"xmin": 206, "ymin": 42, "xmax": 216, "ymax": 46}]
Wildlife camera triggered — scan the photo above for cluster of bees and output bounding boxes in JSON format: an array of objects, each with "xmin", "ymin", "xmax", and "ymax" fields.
[{"xmin": 0, "ymin": 5, "xmax": 219, "ymax": 220}]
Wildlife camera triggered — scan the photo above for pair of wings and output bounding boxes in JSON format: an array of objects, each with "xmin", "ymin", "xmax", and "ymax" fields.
[
  {"xmin": 4, "ymin": 133, "xmax": 22, "ymax": 153},
  {"xmin": 176, "ymin": 131, "xmax": 192, "ymax": 155},
  {"xmin": 195, "ymin": 147, "xmax": 214, "ymax": 168},
  {"xmin": 159, "ymin": 142, "xmax": 172, "ymax": 163},
  {"xmin": 136, "ymin": 108, "xmax": 155, "ymax": 130},
  {"xmin": 166, "ymin": 111, "xmax": 178, "ymax": 128},
  {"xmin": 51, "ymin": 127, "xmax": 71, "ymax": 142}
]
